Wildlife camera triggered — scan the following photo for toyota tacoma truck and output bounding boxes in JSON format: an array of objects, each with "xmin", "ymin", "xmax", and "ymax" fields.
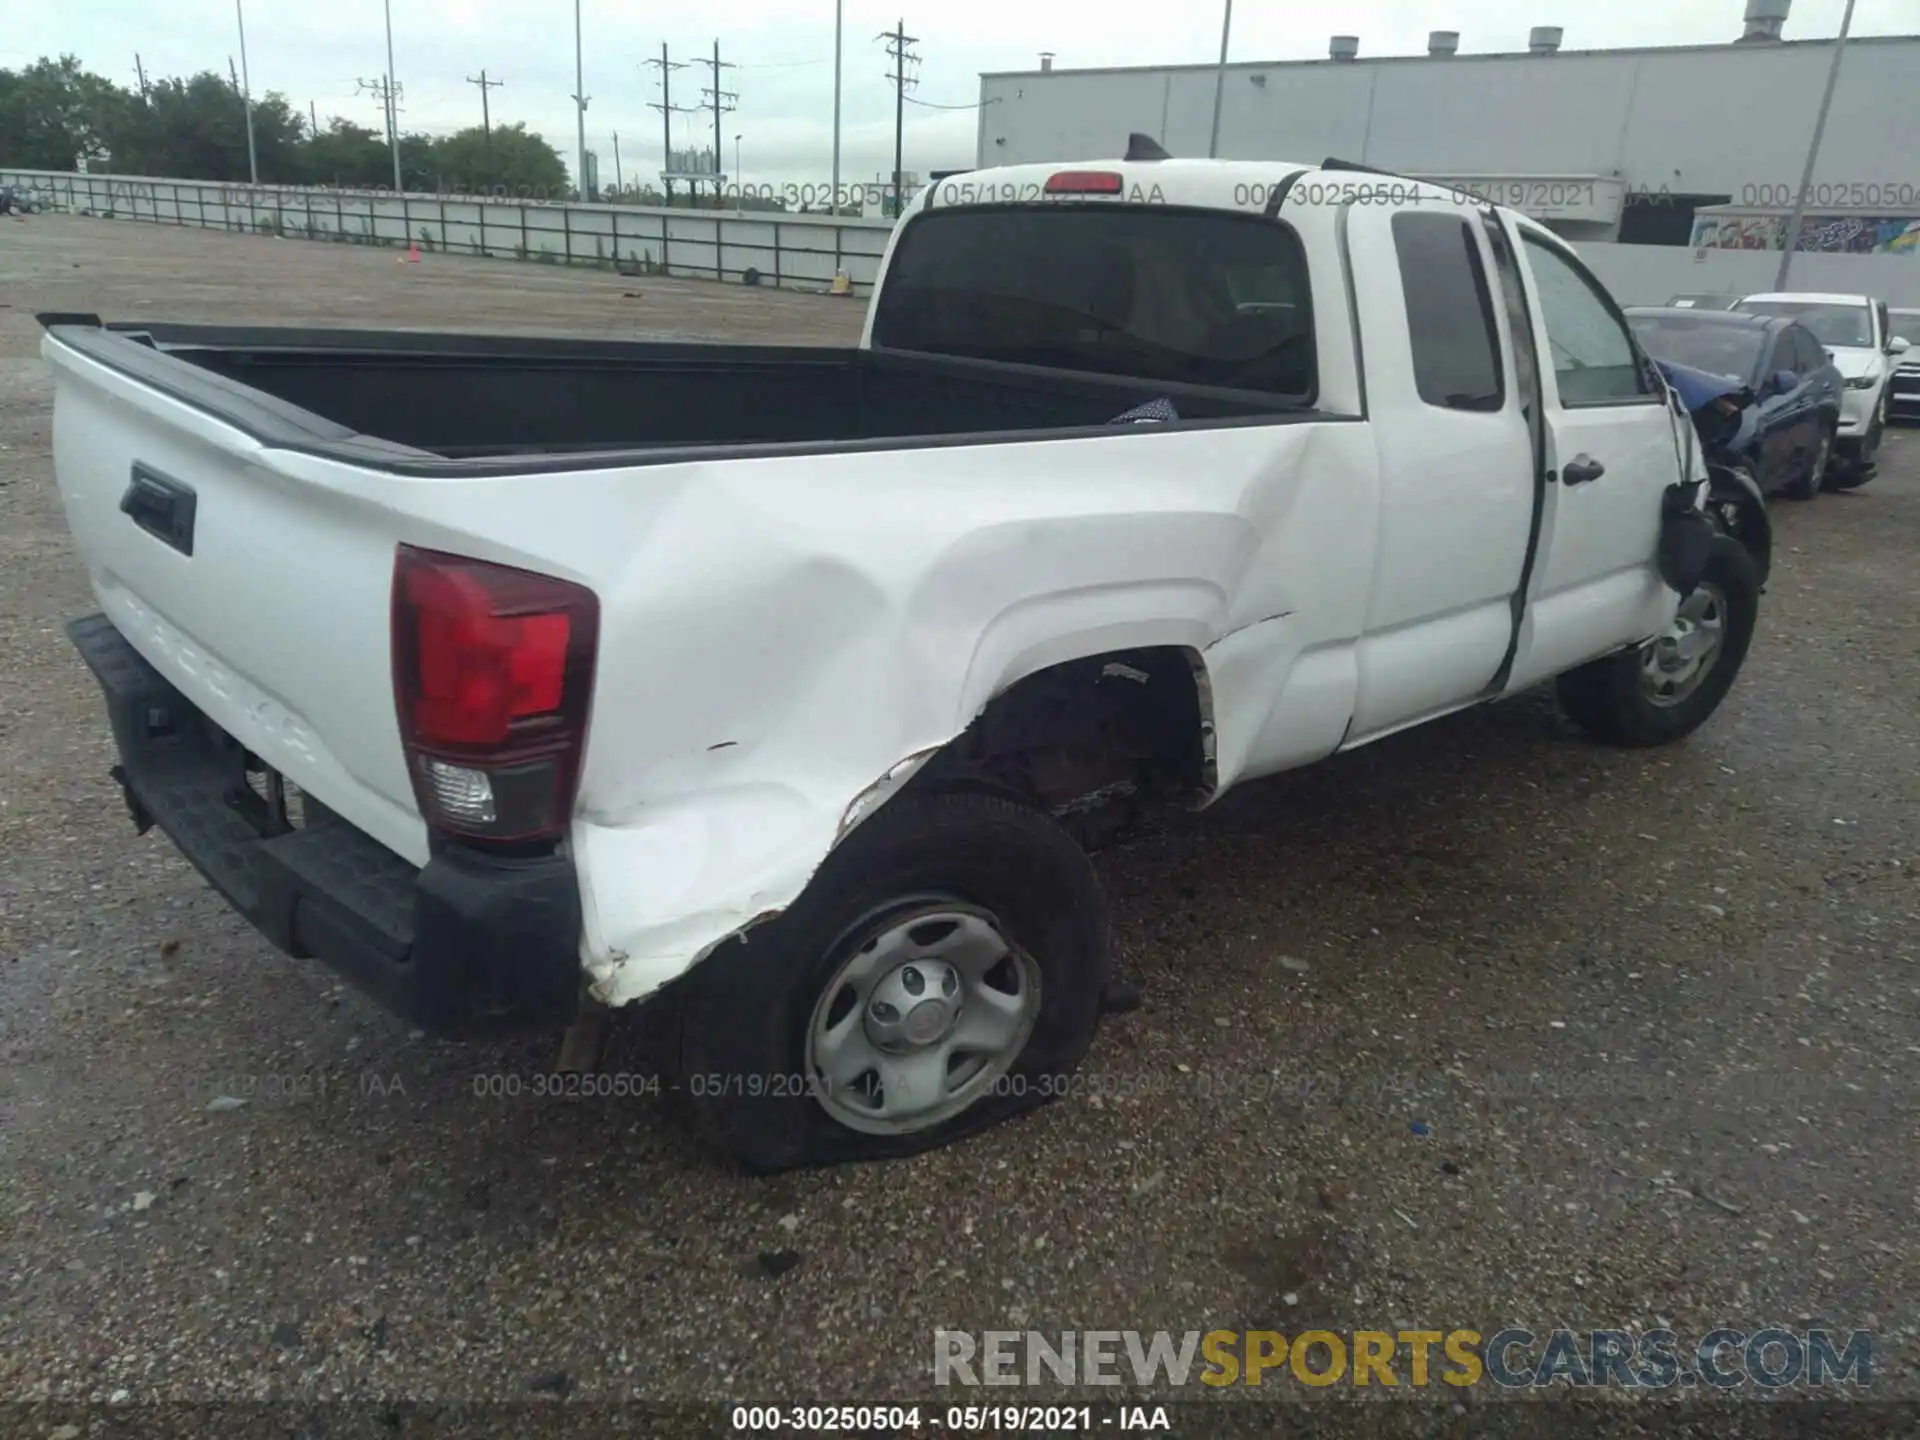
[{"xmin": 43, "ymin": 148, "xmax": 1758, "ymax": 1171}]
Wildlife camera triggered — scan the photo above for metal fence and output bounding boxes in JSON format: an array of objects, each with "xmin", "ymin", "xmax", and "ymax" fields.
[{"xmin": 1, "ymin": 169, "xmax": 899, "ymax": 296}]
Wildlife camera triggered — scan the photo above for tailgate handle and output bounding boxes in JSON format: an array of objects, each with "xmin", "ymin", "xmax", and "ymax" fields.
[{"xmin": 121, "ymin": 464, "xmax": 197, "ymax": 556}]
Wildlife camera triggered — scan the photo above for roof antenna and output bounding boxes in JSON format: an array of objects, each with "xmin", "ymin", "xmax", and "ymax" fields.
[{"xmin": 1125, "ymin": 132, "xmax": 1171, "ymax": 161}]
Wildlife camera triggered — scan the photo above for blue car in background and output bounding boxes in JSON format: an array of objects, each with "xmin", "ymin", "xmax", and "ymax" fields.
[{"xmin": 1626, "ymin": 307, "xmax": 1844, "ymax": 500}]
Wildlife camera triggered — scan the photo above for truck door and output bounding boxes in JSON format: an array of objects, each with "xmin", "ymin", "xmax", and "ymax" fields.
[
  {"xmin": 1497, "ymin": 217, "xmax": 1682, "ymax": 693},
  {"xmin": 1339, "ymin": 201, "xmax": 1535, "ymax": 741}
]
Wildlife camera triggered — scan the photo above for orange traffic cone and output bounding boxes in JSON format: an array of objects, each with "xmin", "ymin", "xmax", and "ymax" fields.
[{"xmin": 408, "ymin": 243, "xmax": 421, "ymax": 263}]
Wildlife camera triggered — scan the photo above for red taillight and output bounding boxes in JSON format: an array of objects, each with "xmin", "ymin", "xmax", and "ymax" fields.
[
  {"xmin": 1045, "ymin": 170, "xmax": 1124, "ymax": 195},
  {"xmin": 391, "ymin": 545, "xmax": 598, "ymax": 845}
]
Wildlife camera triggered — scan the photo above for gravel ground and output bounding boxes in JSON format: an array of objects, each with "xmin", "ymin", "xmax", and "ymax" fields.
[{"xmin": 1, "ymin": 217, "xmax": 1916, "ymax": 1430}]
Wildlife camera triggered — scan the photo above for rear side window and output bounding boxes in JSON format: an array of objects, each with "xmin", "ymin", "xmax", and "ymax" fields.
[
  {"xmin": 1392, "ymin": 212, "xmax": 1503, "ymax": 411},
  {"xmin": 870, "ymin": 206, "xmax": 1315, "ymax": 399}
]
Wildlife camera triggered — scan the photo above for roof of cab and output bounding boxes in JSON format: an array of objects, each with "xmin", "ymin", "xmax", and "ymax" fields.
[{"xmin": 918, "ymin": 157, "xmax": 1497, "ymax": 217}]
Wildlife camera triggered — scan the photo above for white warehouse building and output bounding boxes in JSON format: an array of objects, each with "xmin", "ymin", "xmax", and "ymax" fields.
[{"xmin": 973, "ymin": 0, "xmax": 1920, "ymax": 257}]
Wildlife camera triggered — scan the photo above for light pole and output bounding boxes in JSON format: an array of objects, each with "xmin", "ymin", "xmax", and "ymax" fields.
[
  {"xmin": 1207, "ymin": 0, "xmax": 1233, "ymax": 159},
  {"xmin": 234, "ymin": 0, "xmax": 259, "ymax": 185},
  {"xmin": 734, "ymin": 133, "xmax": 742, "ymax": 192},
  {"xmin": 831, "ymin": 0, "xmax": 843, "ymax": 226},
  {"xmin": 383, "ymin": 0, "xmax": 401, "ymax": 192},
  {"xmin": 1774, "ymin": 0, "xmax": 1856, "ymax": 290},
  {"xmin": 572, "ymin": 0, "xmax": 589, "ymax": 202}
]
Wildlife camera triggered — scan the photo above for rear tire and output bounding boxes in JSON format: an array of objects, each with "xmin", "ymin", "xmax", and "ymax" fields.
[
  {"xmin": 1556, "ymin": 535, "xmax": 1759, "ymax": 748},
  {"xmin": 676, "ymin": 787, "xmax": 1110, "ymax": 1172}
]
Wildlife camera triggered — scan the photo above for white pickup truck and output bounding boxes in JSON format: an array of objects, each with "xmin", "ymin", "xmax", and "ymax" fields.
[{"xmin": 44, "ymin": 148, "xmax": 1758, "ymax": 1170}]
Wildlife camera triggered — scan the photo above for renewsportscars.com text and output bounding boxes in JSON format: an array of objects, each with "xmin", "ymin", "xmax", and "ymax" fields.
[{"xmin": 934, "ymin": 1328, "xmax": 1874, "ymax": 1390}]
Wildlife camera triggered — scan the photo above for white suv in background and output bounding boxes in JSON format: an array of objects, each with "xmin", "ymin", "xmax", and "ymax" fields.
[
  {"xmin": 1733, "ymin": 292, "xmax": 1909, "ymax": 474},
  {"xmin": 1890, "ymin": 308, "xmax": 1920, "ymax": 424}
]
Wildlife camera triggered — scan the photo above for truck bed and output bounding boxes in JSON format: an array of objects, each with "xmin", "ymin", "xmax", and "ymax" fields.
[{"xmin": 48, "ymin": 321, "xmax": 1296, "ymax": 470}]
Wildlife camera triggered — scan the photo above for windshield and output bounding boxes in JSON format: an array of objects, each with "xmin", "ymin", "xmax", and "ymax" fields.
[
  {"xmin": 1733, "ymin": 300, "xmax": 1872, "ymax": 348},
  {"xmin": 1627, "ymin": 317, "xmax": 1765, "ymax": 382},
  {"xmin": 870, "ymin": 206, "xmax": 1316, "ymax": 398},
  {"xmin": 1891, "ymin": 311, "xmax": 1920, "ymax": 346}
]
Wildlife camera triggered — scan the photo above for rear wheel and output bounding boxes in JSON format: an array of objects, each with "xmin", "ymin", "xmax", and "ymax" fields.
[
  {"xmin": 676, "ymin": 787, "xmax": 1110, "ymax": 1171},
  {"xmin": 1556, "ymin": 535, "xmax": 1759, "ymax": 748}
]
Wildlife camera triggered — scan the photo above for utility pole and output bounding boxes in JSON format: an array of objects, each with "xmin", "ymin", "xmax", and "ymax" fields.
[
  {"xmin": 233, "ymin": 0, "xmax": 259, "ymax": 185},
  {"xmin": 643, "ymin": 44, "xmax": 695, "ymax": 206},
  {"xmin": 466, "ymin": 69, "xmax": 502, "ymax": 140},
  {"xmin": 877, "ymin": 21, "xmax": 919, "ymax": 218},
  {"xmin": 382, "ymin": 0, "xmax": 402, "ymax": 191},
  {"xmin": 133, "ymin": 53, "xmax": 150, "ymax": 103},
  {"xmin": 309, "ymin": 100, "xmax": 319, "ymax": 136},
  {"xmin": 612, "ymin": 132, "xmax": 623, "ymax": 197},
  {"xmin": 355, "ymin": 75, "xmax": 405, "ymax": 185},
  {"xmin": 695, "ymin": 40, "xmax": 737, "ymax": 207},
  {"xmin": 571, "ymin": 0, "xmax": 589, "ymax": 200},
  {"xmin": 465, "ymin": 69, "xmax": 503, "ymax": 189},
  {"xmin": 1775, "ymin": 0, "xmax": 1856, "ymax": 289}
]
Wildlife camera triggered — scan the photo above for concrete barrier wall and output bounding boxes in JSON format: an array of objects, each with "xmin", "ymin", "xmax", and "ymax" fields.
[
  {"xmin": 1575, "ymin": 241, "xmax": 1920, "ymax": 309},
  {"xmin": 0, "ymin": 169, "xmax": 899, "ymax": 296}
]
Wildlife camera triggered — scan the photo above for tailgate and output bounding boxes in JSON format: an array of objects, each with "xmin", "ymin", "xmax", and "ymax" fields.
[{"xmin": 44, "ymin": 328, "xmax": 430, "ymax": 866}]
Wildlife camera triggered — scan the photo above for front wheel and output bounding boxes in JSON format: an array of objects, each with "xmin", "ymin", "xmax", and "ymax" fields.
[
  {"xmin": 675, "ymin": 787, "xmax": 1111, "ymax": 1171},
  {"xmin": 1556, "ymin": 535, "xmax": 1759, "ymax": 748},
  {"xmin": 1785, "ymin": 428, "xmax": 1829, "ymax": 501}
]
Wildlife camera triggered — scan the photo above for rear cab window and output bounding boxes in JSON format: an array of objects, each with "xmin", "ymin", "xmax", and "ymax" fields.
[
  {"xmin": 1392, "ymin": 211, "xmax": 1504, "ymax": 411},
  {"xmin": 870, "ymin": 205, "xmax": 1316, "ymax": 401}
]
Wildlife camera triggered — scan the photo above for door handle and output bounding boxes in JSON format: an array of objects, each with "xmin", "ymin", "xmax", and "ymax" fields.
[
  {"xmin": 1560, "ymin": 454, "xmax": 1605, "ymax": 485},
  {"xmin": 121, "ymin": 464, "xmax": 197, "ymax": 556}
]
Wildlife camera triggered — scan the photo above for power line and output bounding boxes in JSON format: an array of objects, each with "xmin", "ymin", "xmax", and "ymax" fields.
[
  {"xmin": 904, "ymin": 95, "xmax": 987, "ymax": 110},
  {"xmin": 877, "ymin": 19, "xmax": 919, "ymax": 218}
]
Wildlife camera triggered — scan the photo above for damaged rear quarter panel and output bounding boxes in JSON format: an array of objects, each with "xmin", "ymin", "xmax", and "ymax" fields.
[{"xmin": 560, "ymin": 411, "xmax": 1377, "ymax": 1008}]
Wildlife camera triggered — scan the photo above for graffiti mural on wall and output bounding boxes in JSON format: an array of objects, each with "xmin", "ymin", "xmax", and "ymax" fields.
[{"xmin": 1691, "ymin": 214, "xmax": 1920, "ymax": 255}]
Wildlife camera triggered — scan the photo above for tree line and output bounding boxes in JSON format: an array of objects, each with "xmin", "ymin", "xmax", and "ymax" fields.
[
  {"xmin": 2, "ymin": 55, "xmax": 801, "ymax": 210},
  {"xmin": 1, "ymin": 54, "xmax": 571, "ymax": 196}
]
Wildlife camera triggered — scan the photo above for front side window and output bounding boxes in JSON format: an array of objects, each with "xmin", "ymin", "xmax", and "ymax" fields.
[
  {"xmin": 1393, "ymin": 211, "xmax": 1504, "ymax": 411},
  {"xmin": 870, "ymin": 206, "xmax": 1316, "ymax": 398},
  {"xmin": 1521, "ymin": 234, "xmax": 1650, "ymax": 405}
]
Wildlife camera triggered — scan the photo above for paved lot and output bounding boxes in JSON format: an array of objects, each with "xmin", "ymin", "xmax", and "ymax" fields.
[{"xmin": 1, "ymin": 217, "xmax": 1916, "ymax": 1423}]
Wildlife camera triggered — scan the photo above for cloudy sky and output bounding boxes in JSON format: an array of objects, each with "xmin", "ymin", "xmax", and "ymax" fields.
[{"xmin": 5, "ymin": 0, "xmax": 1907, "ymax": 186}]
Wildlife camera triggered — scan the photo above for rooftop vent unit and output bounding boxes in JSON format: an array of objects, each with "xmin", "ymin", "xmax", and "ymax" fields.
[
  {"xmin": 1429, "ymin": 30, "xmax": 1460, "ymax": 54},
  {"xmin": 1039, "ymin": 52, "xmax": 1054, "ymax": 72},
  {"xmin": 1740, "ymin": 0, "xmax": 1790, "ymax": 42},
  {"xmin": 1329, "ymin": 35, "xmax": 1359, "ymax": 61},
  {"xmin": 1529, "ymin": 25, "xmax": 1563, "ymax": 53}
]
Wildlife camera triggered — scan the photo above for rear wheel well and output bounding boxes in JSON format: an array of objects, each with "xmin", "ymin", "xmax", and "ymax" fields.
[{"xmin": 911, "ymin": 646, "xmax": 1215, "ymax": 846}]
